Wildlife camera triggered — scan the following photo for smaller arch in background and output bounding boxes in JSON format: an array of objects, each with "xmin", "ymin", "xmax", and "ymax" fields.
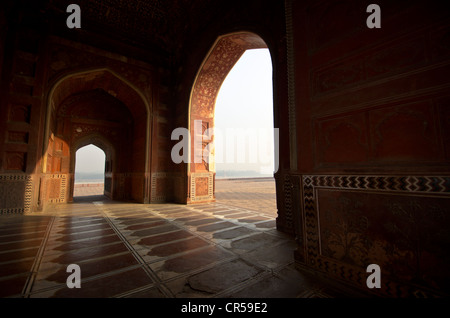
[
  {"xmin": 69, "ymin": 133, "xmax": 115, "ymax": 201},
  {"xmin": 74, "ymin": 144, "xmax": 106, "ymax": 197},
  {"xmin": 43, "ymin": 68, "xmax": 151, "ymax": 175}
]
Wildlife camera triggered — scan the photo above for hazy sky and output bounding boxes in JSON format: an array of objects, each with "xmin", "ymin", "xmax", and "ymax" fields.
[
  {"xmin": 215, "ymin": 49, "xmax": 273, "ymax": 129},
  {"xmin": 214, "ymin": 48, "xmax": 275, "ymax": 173},
  {"xmin": 75, "ymin": 48, "xmax": 274, "ymax": 174},
  {"xmin": 75, "ymin": 144, "xmax": 105, "ymax": 173}
]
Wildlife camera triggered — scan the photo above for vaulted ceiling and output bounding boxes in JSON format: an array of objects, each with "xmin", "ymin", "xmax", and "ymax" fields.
[
  {"xmin": 2, "ymin": 0, "xmax": 283, "ymax": 71},
  {"xmin": 1, "ymin": 0, "xmax": 246, "ymax": 66},
  {"xmin": 46, "ymin": 0, "xmax": 217, "ymax": 53}
]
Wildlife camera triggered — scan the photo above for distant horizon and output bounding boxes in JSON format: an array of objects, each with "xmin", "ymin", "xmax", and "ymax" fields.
[{"xmin": 74, "ymin": 170, "xmax": 273, "ymax": 184}]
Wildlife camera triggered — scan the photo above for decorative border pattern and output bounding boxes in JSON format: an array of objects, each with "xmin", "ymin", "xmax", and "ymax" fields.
[
  {"xmin": 151, "ymin": 172, "xmax": 172, "ymax": 202},
  {"xmin": 282, "ymin": 173, "xmax": 295, "ymax": 233},
  {"xmin": 190, "ymin": 172, "xmax": 214, "ymax": 202},
  {"xmin": 303, "ymin": 175, "xmax": 450, "ymax": 193},
  {"xmin": 301, "ymin": 174, "xmax": 450, "ymax": 297},
  {"xmin": 47, "ymin": 174, "xmax": 67, "ymax": 203},
  {"xmin": 0, "ymin": 174, "xmax": 33, "ymax": 214}
]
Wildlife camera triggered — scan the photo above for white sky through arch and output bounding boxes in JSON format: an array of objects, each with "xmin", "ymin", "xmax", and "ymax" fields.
[
  {"xmin": 214, "ymin": 48, "xmax": 274, "ymax": 177},
  {"xmin": 75, "ymin": 144, "xmax": 105, "ymax": 182}
]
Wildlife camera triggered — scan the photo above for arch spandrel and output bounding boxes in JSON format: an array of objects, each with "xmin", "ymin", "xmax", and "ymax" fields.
[{"xmin": 190, "ymin": 32, "xmax": 268, "ymax": 119}]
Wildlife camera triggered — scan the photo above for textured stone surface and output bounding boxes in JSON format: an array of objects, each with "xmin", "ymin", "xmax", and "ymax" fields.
[
  {"xmin": 187, "ymin": 259, "xmax": 262, "ymax": 294},
  {"xmin": 0, "ymin": 194, "xmax": 368, "ymax": 298}
]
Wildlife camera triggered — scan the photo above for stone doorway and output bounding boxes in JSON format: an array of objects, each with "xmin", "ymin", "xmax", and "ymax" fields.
[
  {"xmin": 73, "ymin": 144, "xmax": 106, "ymax": 199},
  {"xmin": 213, "ymin": 48, "xmax": 277, "ymax": 219},
  {"xmin": 188, "ymin": 32, "xmax": 274, "ymax": 207}
]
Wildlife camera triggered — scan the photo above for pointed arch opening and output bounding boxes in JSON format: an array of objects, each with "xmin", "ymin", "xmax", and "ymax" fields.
[
  {"xmin": 212, "ymin": 47, "xmax": 278, "ymax": 218},
  {"xmin": 73, "ymin": 144, "xmax": 106, "ymax": 198},
  {"xmin": 214, "ymin": 48, "xmax": 275, "ymax": 179},
  {"xmin": 187, "ymin": 31, "xmax": 276, "ymax": 205},
  {"xmin": 40, "ymin": 68, "xmax": 152, "ymax": 209}
]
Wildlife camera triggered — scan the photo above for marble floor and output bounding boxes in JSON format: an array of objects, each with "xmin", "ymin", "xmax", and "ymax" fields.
[{"xmin": 0, "ymin": 178, "xmax": 370, "ymax": 298}]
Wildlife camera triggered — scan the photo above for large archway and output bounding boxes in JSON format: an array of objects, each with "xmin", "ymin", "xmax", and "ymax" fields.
[
  {"xmin": 187, "ymin": 32, "xmax": 272, "ymax": 204},
  {"xmin": 40, "ymin": 69, "xmax": 151, "ymax": 208}
]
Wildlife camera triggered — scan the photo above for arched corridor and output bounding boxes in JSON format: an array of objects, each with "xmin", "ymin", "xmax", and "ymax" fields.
[{"xmin": 42, "ymin": 69, "xmax": 151, "ymax": 206}]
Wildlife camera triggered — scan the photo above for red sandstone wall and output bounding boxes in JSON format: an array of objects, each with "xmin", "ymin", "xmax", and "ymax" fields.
[
  {"xmin": 0, "ymin": 9, "xmax": 5, "ymax": 86},
  {"xmin": 0, "ymin": 9, "xmax": 45, "ymax": 213},
  {"xmin": 291, "ymin": 0, "xmax": 450, "ymax": 297},
  {"xmin": 0, "ymin": 10, "xmax": 168, "ymax": 209}
]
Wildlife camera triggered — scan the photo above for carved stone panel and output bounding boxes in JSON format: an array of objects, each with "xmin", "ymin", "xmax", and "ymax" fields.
[
  {"xmin": 4, "ymin": 152, "xmax": 27, "ymax": 172},
  {"xmin": 0, "ymin": 174, "xmax": 32, "ymax": 214},
  {"xmin": 313, "ymin": 97, "xmax": 445, "ymax": 168},
  {"xmin": 315, "ymin": 113, "xmax": 369, "ymax": 165},
  {"xmin": 7, "ymin": 131, "xmax": 29, "ymax": 144},
  {"xmin": 301, "ymin": 174, "xmax": 450, "ymax": 297},
  {"xmin": 436, "ymin": 96, "xmax": 450, "ymax": 160},
  {"xmin": 195, "ymin": 177, "xmax": 209, "ymax": 197},
  {"xmin": 151, "ymin": 172, "xmax": 175, "ymax": 203},
  {"xmin": 8, "ymin": 103, "xmax": 31, "ymax": 123},
  {"xmin": 369, "ymin": 101, "xmax": 440, "ymax": 162},
  {"xmin": 190, "ymin": 172, "xmax": 214, "ymax": 202},
  {"xmin": 46, "ymin": 174, "xmax": 67, "ymax": 203},
  {"xmin": 319, "ymin": 190, "xmax": 449, "ymax": 281}
]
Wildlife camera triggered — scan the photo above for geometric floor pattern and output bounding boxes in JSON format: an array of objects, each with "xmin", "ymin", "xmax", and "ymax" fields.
[{"xmin": 1, "ymin": 179, "xmax": 370, "ymax": 298}]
